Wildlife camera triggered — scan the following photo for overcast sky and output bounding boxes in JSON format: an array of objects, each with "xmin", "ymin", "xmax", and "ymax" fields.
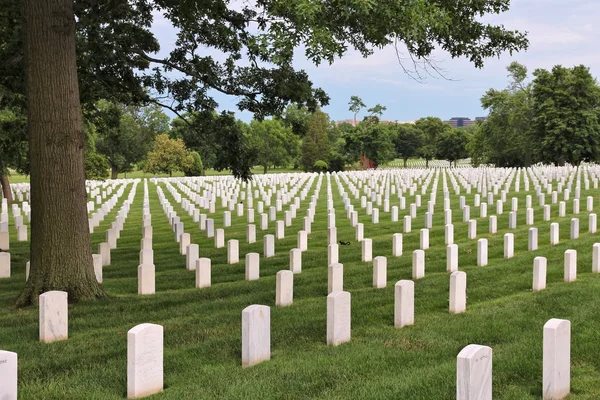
[{"xmin": 151, "ymin": 0, "xmax": 600, "ymax": 122}]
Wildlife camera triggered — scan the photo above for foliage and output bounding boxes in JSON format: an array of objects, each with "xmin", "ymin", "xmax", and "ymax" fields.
[
  {"xmin": 531, "ymin": 65, "xmax": 600, "ymax": 166},
  {"xmin": 478, "ymin": 62, "xmax": 534, "ymax": 167},
  {"xmin": 248, "ymin": 119, "xmax": 298, "ymax": 173},
  {"xmin": 279, "ymin": 104, "xmax": 312, "ymax": 137},
  {"xmin": 0, "ymin": 106, "xmax": 28, "ymax": 175},
  {"xmin": 435, "ymin": 128, "xmax": 470, "ymax": 166},
  {"xmin": 301, "ymin": 111, "xmax": 331, "ymax": 171},
  {"xmin": 362, "ymin": 124, "xmax": 397, "ymax": 167},
  {"xmin": 348, "ymin": 96, "xmax": 366, "ymax": 125},
  {"xmin": 84, "ymin": 153, "xmax": 110, "ymax": 180},
  {"xmin": 415, "ymin": 117, "xmax": 451, "ymax": 167},
  {"xmin": 183, "ymin": 151, "xmax": 204, "ymax": 177},
  {"xmin": 145, "ymin": 134, "xmax": 194, "ymax": 176},
  {"xmin": 313, "ymin": 160, "xmax": 329, "ymax": 172},
  {"xmin": 394, "ymin": 124, "xmax": 423, "ymax": 167}
]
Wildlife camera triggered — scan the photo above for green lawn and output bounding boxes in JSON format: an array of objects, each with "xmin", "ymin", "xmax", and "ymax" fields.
[{"xmin": 2, "ymin": 169, "xmax": 600, "ymax": 399}]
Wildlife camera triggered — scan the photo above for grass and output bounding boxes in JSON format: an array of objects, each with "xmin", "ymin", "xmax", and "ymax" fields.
[{"xmin": 2, "ymin": 169, "xmax": 600, "ymax": 399}]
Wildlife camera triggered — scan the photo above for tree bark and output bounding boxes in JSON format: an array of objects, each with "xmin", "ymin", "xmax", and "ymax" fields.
[
  {"xmin": 403, "ymin": 158, "xmax": 407, "ymax": 168},
  {"xmin": 0, "ymin": 175, "xmax": 13, "ymax": 205},
  {"xmin": 17, "ymin": 0, "xmax": 105, "ymax": 306},
  {"xmin": 111, "ymin": 166, "xmax": 118, "ymax": 179},
  {"xmin": 426, "ymin": 158, "xmax": 429, "ymax": 168},
  {"xmin": 263, "ymin": 165, "xmax": 267, "ymax": 174}
]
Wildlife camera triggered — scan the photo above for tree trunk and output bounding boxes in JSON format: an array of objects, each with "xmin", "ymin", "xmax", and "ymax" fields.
[
  {"xmin": 111, "ymin": 167, "xmax": 118, "ymax": 179},
  {"xmin": 17, "ymin": 0, "xmax": 105, "ymax": 306},
  {"xmin": 0, "ymin": 174, "xmax": 13, "ymax": 205},
  {"xmin": 403, "ymin": 158, "xmax": 407, "ymax": 168},
  {"xmin": 426, "ymin": 158, "xmax": 429, "ymax": 168},
  {"xmin": 263, "ymin": 165, "xmax": 267, "ymax": 174}
]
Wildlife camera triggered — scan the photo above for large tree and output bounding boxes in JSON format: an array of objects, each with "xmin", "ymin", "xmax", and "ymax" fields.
[
  {"xmin": 435, "ymin": 128, "xmax": 470, "ymax": 167},
  {"xmin": 532, "ymin": 65, "xmax": 600, "ymax": 166},
  {"xmin": 415, "ymin": 117, "xmax": 450, "ymax": 167},
  {"xmin": 9, "ymin": 0, "xmax": 527, "ymax": 304},
  {"xmin": 248, "ymin": 119, "xmax": 298, "ymax": 173},
  {"xmin": 394, "ymin": 124, "xmax": 423, "ymax": 167},
  {"xmin": 301, "ymin": 111, "xmax": 331, "ymax": 171}
]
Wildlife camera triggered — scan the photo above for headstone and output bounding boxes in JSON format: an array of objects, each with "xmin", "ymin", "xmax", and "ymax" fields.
[
  {"xmin": 528, "ymin": 228, "xmax": 538, "ymax": 251},
  {"xmin": 361, "ymin": 239, "xmax": 372, "ymax": 262},
  {"xmin": 0, "ymin": 252, "xmax": 10, "ymax": 278},
  {"xmin": 275, "ymin": 270, "xmax": 293, "ymax": 307},
  {"xmin": 246, "ymin": 224, "xmax": 256, "ymax": 244},
  {"xmin": 489, "ymin": 216, "xmax": 497, "ymax": 234},
  {"xmin": 138, "ymin": 264, "xmax": 155, "ymax": 295},
  {"xmin": 447, "ymin": 244, "xmax": 458, "ymax": 272},
  {"xmin": 328, "ymin": 244, "xmax": 339, "ymax": 266},
  {"xmin": 533, "ymin": 257, "xmax": 547, "ymax": 292},
  {"xmin": 264, "ymin": 235, "xmax": 275, "ymax": 258},
  {"xmin": 290, "ymin": 248, "xmax": 302, "ymax": 274},
  {"xmin": 550, "ymin": 222, "xmax": 559, "ymax": 245},
  {"xmin": 196, "ymin": 258, "xmax": 211, "ymax": 288},
  {"xmin": 93, "ymin": 254, "xmax": 103, "ymax": 283},
  {"xmin": 404, "ymin": 215, "xmax": 411, "ymax": 233},
  {"xmin": 228, "ymin": 239, "xmax": 239, "ymax": 264},
  {"xmin": 16, "ymin": 225, "xmax": 27, "ymax": 242},
  {"xmin": 446, "ymin": 224, "xmax": 454, "ymax": 245},
  {"xmin": 0, "ymin": 231, "xmax": 8, "ymax": 250},
  {"xmin": 589, "ymin": 213, "xmax": 597, "ymax": 233},
  {"xmin": 412, "ymin": 250, "xmax": 425, "ymax": 280},
  {"xmin": 468, "ymin": 220, "xmax": 476, "ymax": 240},
  {"xmin": 392, "ymin": 233, "xmax": 403, "ymax": 257},
  {"xmin": 450, "ymin": 271, "xmax": 467, "ymax": 314},
  {"xmin": 214, "ymin": 229, "xmax": 224, "ymax": 249},
  {"xmin": 242, "ymin": 305, "xmax": 270, "ymax": 367},
  {"xmin": 477, "ymin": 239, "xmax": 488, "ymax": 267},
  {"xmin": 593, "ymin": 243, "xmax": 600, "ymax": 274},
  {"xmin": 543, "ymin": 319, "xmax": 571, "ymax": 400},
  {"xmin": 0, "ymin": 350, "xmax": 17, "ymax": 400},
  {"xmin": 564, "ymin": 249, "xmax": 577, "ymax": 282},
  {"xmin": 373, "ymin": 256, "xmax": 387, "ymax": 288},
  {"xmin": 394, "ymin": 280, "xmax": 414, "ymax": 328},
  {"xmin": 180, "ymin": 233, "xmax": 191, "ymax": 254},
  {"xmin": 328, "ymin": 263, "xmax": 343, "ymax": 293},
  {"xmin": 99, "ymin": 242, "xmax": 111, "ymax": 266},
  {"xmin": 327, "ymin": 291, "xmax": 351, "ymax": 346},
  {"xmin": 457, "ymin": 344, "xmax": 492, "ymax": 400},
  {"xmin": 127, "ymin": 323, "xmax": 163, "ymax": 399},
  {"xmin": 246, "ymin": 253, "xmax": 260, "ymax": 281},
  {"xmin": 39, "ymin": 291, "xmax": 68, "ymax": 343},
  {"xmin": 420, "ymin": 228, "xmax": 429, "ymax": 250},
  {"xmin": 504, "ymin": 233, "xmax": 514, "ymax": 259},
  {"xmin": 186, "ymin": 244, "xmax": 199, "ymax": 271},
  {"xmin": 297, "ymin": 230, "xmax": 307, "ymax": 252}
]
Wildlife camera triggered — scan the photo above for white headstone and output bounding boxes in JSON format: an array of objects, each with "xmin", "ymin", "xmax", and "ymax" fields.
[
  {"xmin": 361, "ymin": 239, "xmax": 372, "ymax": 262},
  {"xmin": 228, "ymin": 239, "xmax": 239, "ymax": 264},
  {"xmin": 127, "ymin": 323, "xmax": 163, "ymax": 399},
  {"xmin": 450, "ymin": 271, "xmax": 467, "ymax": 314},
  {"xmin": 412, "ymin": 250, "xmax": 425, "ymax": 280},
  {"xmin": 138, "ymin": 264, "xmax": 155, "ymax": 295},
  {"xmin": 264, "ymin": 235, "xmax": 275, "ymax": 258},
  {"xmin": 275, "ymin": 270, "xmax": 293, "ymax": 307},
  {"xmin": 447, "ymin": 244, "xmax": 458, "ymax": 272},
  {"xmin": 245, "ymin": 252, "xmax": 260, "ymax": 281},
  {"xmin": 477, "ymin": 239, "xmax": 488, "ymax": 267},
  {"xmin": 564, "ymin": 249, "xmax": 577, "ymax": 282},
  {"xmin": 457, "ymin": 344, "xmax": 492, "ymax": 400},
  {"xmin": 196, "ymin": 258, "xmax": 211, "ymax": 288},
  {"xmin": 0, "ymin": 350, "xmax": 17, "ymax": 400},
  {"xmin": 290, "ymin": 248, "xmax": 302, "ymax": 274},
  {"xmin": 392, "ymin": 233, "xmax": 403, "ymax": 256},
  {"xmin": 373, "ymin": 256, "xmax": 387, "ymax": 288},
  {"xmin": 533, "ymin": 257, "xmax": 547, "ymax": 292},
  {"xmin": 39, "ymin": 291, "xmax": 68, "ymax": 343},
  {"xmin": 543, "ymin": 319, "xmax": 570, "ymax": 400},
  {"xmin": 394, "ymin": 280, "xmax": 414, "ymax": 328},
  {"xmin": 186, "ymin": 244, "xmax": 199, "ymax": 271},
  {"xmin": 0, "ymin": 252, "xmax": 10, "ymax": 278},
  {"xmin": 242, "ymin": 305, "xmax": 270, "ymax": 367},
  {"xmin": 504, "ymin": 233, "xmax": 514, "ymax": 259},
  {"xmin": 327, "ymin": 291, "xmax": 351, "ymax": 346},
  {"xmin": 328, "ymin": 263, "xmax": 343, "ymax": 293}
]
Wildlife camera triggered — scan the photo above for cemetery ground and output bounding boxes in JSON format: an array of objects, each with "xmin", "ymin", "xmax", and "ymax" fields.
[{"xmin": 2, "ymin": 170, "xmax": 600, "ymax": 399}]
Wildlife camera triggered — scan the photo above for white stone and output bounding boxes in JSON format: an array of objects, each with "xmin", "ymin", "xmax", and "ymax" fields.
[
  {"xmin": 528, "ymin": 228, "xmax": 538, "ymax": 251},
  {"xmin": 264, "ymin": 235, "xmax": 275, "ymax": 258},
  {"xmin": 0, "ymin": 252, "xmax": 10, "ymax": 278},
  {"xmin": 412, "ymin": 250, "xmax": 425, "ymax": 280},
  {"xmin": 593, "ymin": 243, "xmax": 600, "ymax": 274},
  {"xmin": 533, "ymin": 257, "xmax": 547, "ymax": 292},
  {"xmin": 361, "ymin": 239, "xmax": 372, "ymax": 262},
  {"xmin": 589, "ymin": 214, "xmax": 597, "ymax": 233},
  {"xmin": 420, "ymin": 228, "xmax": 429, "ymax": 250},
  {"xmin": 0, "ymin": 350, "xmax": 17, "ymax": 400},
  {"xmin": 93, "ymin": 254, "xmax": 103, "ymax": 283},
  {"xmin": 392, "ymin": 233, "xmax": 403, "ymax": 256},
  {"xmin": 327, "ymin": 291, "xmax": 351, "ymax": 346},
  {"xmin": 39, "ymin": 291, "xmax": 68, "ymax": 343},
  {"xmin": 0, "ymin": 231, "xmax": 8, "ymax": 250},
  {"xmin": 186, "ymin": 244, "xmax": 199, "ymax": 270},
  {"xmin": 246, "ymin": 253, "xmax": 260, "ymax": 281},
  {"xmin": 394, "ymin": 280, "xmax": 414, "ymax": 328},
  {"xmin": 468, "ymin": 220, "xmax": 477, "ymax": 240},
  {"xmin": 242, "ymin": 305, "xmax": 270, "ymax": 367},
  {"xmin": 450, "ymin": 271, "xmax": 467, "ymax": 314},
  {"xmin": 564, "ymin": 250, "xmax": 577, "ymax": 282},
  {"xmin": 504, "ymin": 233, "xmax": 514, "ymax": 259},
  {"xmin": 275, "ymin": 270, "xmax": 293, "ymax": 307},
  {"xmin": 404, "ymin": 215, "xmax": 411, "ymax": 233},
  {"xmin": 447, "ymin": 244, "xmax": 458, "ymax": 272},
  {"xmin": 328, "ymin": 263, "xmax": 343, "ymax": 293},
  {"xmin": 569, "ymin": 218, "xmax": 579, "ymax": 240},
  {"xmin": 195, "ymin": 258, "xmax": 211, "ymax": 288},
  {"xmin": 355, "ymin": 223, "xmax": 364, "ymax": 242},
  {"xmin": 246, "ymin": 224, "xmax": 256, "ymax": 244},
  {"xmin": 477, "ymin": 239, "xmax": 488, "ymax": 267},
  {"xmin": 373, "ymin": 256, "xmax": 387, "ymax": 288},
  {"xmin": 290, "ymin": 248, "xmax": 302, "ymax": 274},
  {"xmin": 138, "ymin": 264, "xmax": 155, "ymax": 295},
  {"xmin": 328, "ymin": 244, "xmax": 339, "ymax": 266},
  {"xmin": 127, "ymin": 323, "xmax": 163, "ymax": 399},
  {"xmin": 328, "ymin": 227, "xmax": 337, "ymax": 246},
  {"xmin": 543, "ymin": 319, "xmax": 570, "ymax": 400},
  {"xmin": 489, "ymin": 216, "xmax": 497, "ymax": 234},
  {"xmin": 275, "ymin": 220, "xmax": 285, "ymax": 239},
  {"xmin": 214, "ymin": 229, "xmax": 224, "ymax": 249},
  {"xmin": 457, "ymin": 344, "xmax": 492, "ymax": 400},
  {"xmin": 445, "ymin": 224, "xmax": 454, "ymax": 245},
  {"xmin": 16, "ymin": 225, "xmax": 27, "ymax": 242},
  {"xmin": 297, "ymin": 230, "xmax": 307, "ymax": 252},
  {"xmin": 550, "ymin": 223, "xmax": 559, "ymax": 245},
  {"xmin": 228, "ymin": 239, "xmax": 239, "ymax": 264},
  {"xmin": 99, "ymin": 242, "xmax": 111, "ymax": 266}
]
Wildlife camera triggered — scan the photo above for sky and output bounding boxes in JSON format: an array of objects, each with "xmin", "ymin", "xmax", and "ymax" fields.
[{"xmin": 150, "ymin": 0, "xmax": 600, "ymax": 123}]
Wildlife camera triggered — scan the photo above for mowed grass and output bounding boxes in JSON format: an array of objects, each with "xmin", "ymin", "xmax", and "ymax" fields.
[{"xmin": 2, "ymin": 170, "xmax": 600, "ymax": 399}]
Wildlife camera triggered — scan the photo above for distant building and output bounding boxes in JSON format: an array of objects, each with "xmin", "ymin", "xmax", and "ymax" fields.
[
  {"xmin": 334, "ymin": 119, "xmax": 416, "ymax": 126},
  {"xmin": 443, "ymin": 116, "xmax": 487, "ymax": 127}
]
